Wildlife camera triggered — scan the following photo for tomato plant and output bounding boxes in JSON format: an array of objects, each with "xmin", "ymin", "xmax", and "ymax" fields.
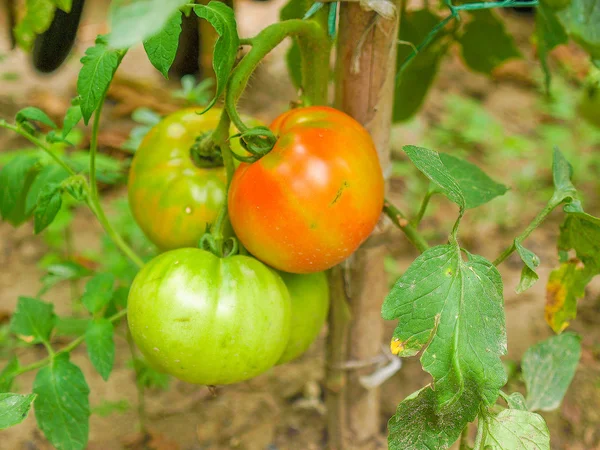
[
  {"xmin": 128, "ymin": 248, "xmax": 291, "ymax": 385},
  {"xmin": 0, "ymin": 0, "xmax": 599, "ymax": 449},
  {"xmin": 229, "ymin": 106, "xmax": 385, "ymax": 273},
  {"xmin": 277, "ymin": 271, "xmax": 330, "ymax": 364}
]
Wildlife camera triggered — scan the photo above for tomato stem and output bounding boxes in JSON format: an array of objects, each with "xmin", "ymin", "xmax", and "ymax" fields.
[
  {"xmin": 225, "ymin": 19, "xmax": 330, "ymax": 134},
  {"xmin": 383, "ymin": 198, "xmax": 430, "ymax": 253}
]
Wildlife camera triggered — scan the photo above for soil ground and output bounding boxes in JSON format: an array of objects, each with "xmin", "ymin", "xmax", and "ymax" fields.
[{"xmin": 1, "ymin": 1, "xmax": 599, "ymax": 449}]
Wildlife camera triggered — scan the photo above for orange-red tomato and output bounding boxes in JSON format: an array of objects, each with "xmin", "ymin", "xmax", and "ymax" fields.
[{"xmin": 228, "ymin": 106, "xmax": 384, "ymax": 273}]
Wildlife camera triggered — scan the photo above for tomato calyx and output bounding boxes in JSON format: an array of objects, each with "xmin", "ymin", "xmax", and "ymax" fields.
[
  {"xmin": 189, "ymin": 131, "xmax": 224, "ymax": 169},
  {"xmin": 199, "ymin": 232, "xmax": 239, "ymax": 258}
]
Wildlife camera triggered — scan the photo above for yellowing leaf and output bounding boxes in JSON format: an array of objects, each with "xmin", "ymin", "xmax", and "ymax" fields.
[{"xmin": 545, "ymin": 260, "xmax": 588, "ymax": 333}]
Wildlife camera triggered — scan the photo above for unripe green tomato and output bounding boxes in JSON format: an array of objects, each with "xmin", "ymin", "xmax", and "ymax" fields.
[
  {"xmin": 277, "ymin": 271, "xmax": 330, "ymax": 364},
  {"xmin": 127, "ymin": 248, "xmax": 292, "ymax": 385}
]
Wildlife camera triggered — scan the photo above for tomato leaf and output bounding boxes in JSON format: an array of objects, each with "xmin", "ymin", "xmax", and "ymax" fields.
[
  {"xmin": 0, "ymin": 393, "xmax": 36, "ymax": 430},
  {"xmin": 0, "ymin": 154, "xmax": 40, "ymax": 225},
  {"xmin": 193, "ymin": 2, "xmax": 239, "ymax": 113},
  {"xmin": 34, "ymin": 183, "xmax": 63, "ymax": 234},
  {"xmin": 81, "ymin": 273, "xmax": 115, "ymax": 314},
  {"xmin": 536, "ymin": 3, "xmax": 569, "ymax": 93},
  {"xmin": 382, "ymin": 245, "xmax": 507, "ymax": 408},
  {"xmin": 33, "ymin": 355, "xmax": 90, "ymax": 450},
  {"xmin": 55, "ymin": 317, "xmax": 90, "ymax": 337},
  {"xmin": 403, "ymin": 146, "xmax": 466, "ymax": 211},
  {"xmin": 458, "ymin": 11, "xmax": 522, "ymax": 74},
  {"xmin": 13, "ymin": 0, "xmax": 55, "ymax": 50},
  {"xmin": 143, "ymin": 11, "xmax": 183, "ymax": 78},
  {"xmin": 62, "ymin": 103, "xmax": 83, "ymax": 139},
  {"xmin": 108, "ymin": 0, "xmax": 188, "ymax": 49},
  {"xmin": 483, "ymin": 409, "xmax": 550, "ymax": 449},
  {"xmin": 25, "ymin": 165, "xmax": 70, "ymax": 216},
  {"xmin": 39, "ymin": 262, "xmax": 92, "ymax": 297},
  {"xmin": 394, "ymin": 9, "xmax": 446, "ymax": 122},
  {"xmin": 505, "ymin": 392, "xmax": 528, "ymax": 411},
  {"xmin": 9, "ymin": 297, "xmax": 56, "ymax": 344},
  {"xmin": 85, "ymin": 319, "xmax": 115, "ymax": 381},
  {"xmin": 558, "ymin": 213, "xmax": 600, "ymax": 273},
  {"xmin": 515, "ymin": 242, "xmax": 540, "ymax": 293},
  {"xmin": 558, "ymin": 0, "xmax": 600, "ymax": 61},
  {"xmin": 15, "ymin": 107, "xmax": 57, "ymax": 129},
  {"xmin": 388, "ymin": 386, "xmax": 479, "ymax": 450},
  {"xmin": 551, "ymin": 147, "xmax": 578, "ymax": 203},
  {"xmin": 437, "ymin": 152, "xmax": 508, "ymax": 209},
  {"xmin": 522, "ymin": 333, "xmax": 581, "ymax": 411},
  {"xmin": 545, "ymin": 261, "xmax": 589, "ymax": 333},
  {"xmin": 77, "ymin": 36, "xmax": 124, "ymax": 125}
]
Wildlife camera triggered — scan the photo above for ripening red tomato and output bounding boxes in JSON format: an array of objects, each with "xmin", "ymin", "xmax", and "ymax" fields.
[{"xmin": 228, "ymin": 106, "xmax": 384, "ymax": 273}]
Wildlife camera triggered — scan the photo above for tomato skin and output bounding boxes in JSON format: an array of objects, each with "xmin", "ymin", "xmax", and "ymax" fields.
[
  {"xmin": 127, "ymin": 248, "xmax": 291, "ymax": 385},
  {"xmin": 228, "ymin": 106, "xmax": 385, "ymax": 273},
  {"xmin": 128, "ymin": 108, "xmax": 242, "ymax": 250},
  {"xmin": 277, "ymin": 271, "xmax": 330, "ymax": 364}
]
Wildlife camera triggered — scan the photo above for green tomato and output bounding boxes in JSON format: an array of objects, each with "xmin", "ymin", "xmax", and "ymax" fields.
[
  {"xmin": 127, "ymin": 248, "xmax": 291, "ymax": 385},
  {"xmin": 277, "ymin": 271, "xmax": 330, "ymax": 364}
]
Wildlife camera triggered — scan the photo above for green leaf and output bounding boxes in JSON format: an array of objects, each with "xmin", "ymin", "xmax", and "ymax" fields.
[
  {"xmin": 515, "ymin": 242, "xmax": 541, "ymax": 293},
  {"xmin": 437, "ymin": 153, "xmax": 508, "ymax": 209},
  {"xmin": 382, "ymin": 245, "xmax": 507, "ymax": 408},
  {"xmin": 558, "ymin": 0, "xmax": 600, "ymax": 60},
  {"xmin": 483, "ymin": 409, "xmax": 550, "ymax": 449},
  {"xmin": 552, "ymin": 147, "xmax": 578, "ymax": 202},
  {"xmin": 0, "ymin": 154, "xmax": 40, "ymax": 225},
  {"xmin": 25, "ymin": 165, "xmax": 70, "ymax": 216},
  {"xmin": 193, "ymin": 2, "xmax": 239, "ymax": 113},
  {"xmin": 81, "ymin": 273, "xmax": 115, "ymax": 314},
  {"xmin": 55, "ymin": 317, "xmax": 90, "ymax": 337},
  {"xmin": 77, "ymin": 36, "xmax": 124, "ymax": 125},
  {"xmin": 9, "ymin": 297, "xmax": 56, "ymax": 344},
  {"xmin": 143, "ymin": 11, "xmax": 182, "ymax": 78},
  {"xmin": 0, "ymin": 357, "xmax": 20, "ymax": 392},
  {"xmin": 62, "ymin": 104, "xmax": 83, "ymax": 139},
  {"xmin": 403, "ymin": 146, "xmax": 466, "ymax": 210},
  {"xmin": 394, "ymin": 10, "xmax": 446, "ymax": 122},
  {"xmin": 33, "ymin": 355, "xmax": 90, "ymax": 450},
  {"xmin": 522, "ymin": 332, "xmax": 581, "ymax": 411},
  {"xmin": 558, "ymin": 211, "xmax": 600, "ymax": 273},
  {"xmin": 545, "ymin": 261, "xmax": 589, "ymax": 333},
  {"xmin": 67, "ymin": 151, "xmax": 127, "ymax": 185},
  {"xmin": 536, "ymin": 3, "xmax": 569, "ymax": 92},
  {"xmin": 388, "ymin": 386, "xmax": 479, "ymax": 450},
  {"xmin": 458, "ymin": 11, "xmax": 522, "ymax": 74},
  {"xmin": 108, "ymin": 0, "xmax": 188, "ymax": 49},
  {"xmin": 0, "ymin": 393, "xmax": 36, "ymax": 429},
  {"xmin": 16, "ymin": 107, "xmax": 57, "ymax": 129},
  {"xmin": 505, "ymin": 392, "xmax": 528, "ymax": 410},
  {"xmin": 13, "ymin": 0, "xmax": 55, "ymax": 50},
  {"xmin": 39, "ymin": 262, "xmax": 92, "ymax": 297},
  {"xmin": 34, "ymin": 184, "xmax": 63, "ymax": 234},
  {"xmin": 85, "ymin": 319, "xmax": 115, "ymax": 381}
]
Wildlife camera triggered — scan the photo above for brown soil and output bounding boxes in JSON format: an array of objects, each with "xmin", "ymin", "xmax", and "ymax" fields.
[{"xmin": 1, "ymin": 1, "xmax": 600, "ymax": 450}]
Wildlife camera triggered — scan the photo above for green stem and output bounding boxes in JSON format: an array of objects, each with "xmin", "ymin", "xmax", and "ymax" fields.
[
  {"xmin": 226, "ymin": 19, "xmax": 329, "ymax": 133},
  {"xmin": 86, "ymin": 195, "xmax": 145, "ymax": 268},
  {"xmin": 413, "ymin": 191, "xmax": 433, "ymax": 226},
  {"xmin": 14, "ymin": 309, "xmax": 128, "ymax": 376},
  {"xmin": 493, "ymin": 194, "xmax": 562, "ymax": 266},
  {"xmin": 383, "ymin": 199, "xmax": 430, "ymax": 253},
  {"xmin": 89, "ymin": 103, "xmax": 104, "ymax": 200},
  {"xmin": 0, "ymin": 121, "xmax": 75, "ymax": 176},
  {"xmin": 473, "ymin": 415, "xmax": 487, "ymax": 449},
  {"xmin": 459, "ymin": 425, "xmax": 470, "ymax": 449}
]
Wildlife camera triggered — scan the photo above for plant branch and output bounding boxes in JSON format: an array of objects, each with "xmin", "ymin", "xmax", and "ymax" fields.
[
  {"xmin": 14, "ymin": 309, "xmax": 128, "ymax": 376},
  {"xmin": 493, "ymin": 194, "xmax": 562, "ymax": 266},
  {"xmin": 226, "ymin": 19, "xmax": 329, "ymax": 133},
  {"xmin": 413, "ymin": 190, "xmax": 433, "ymax": 226},
  {"xmin": 473, "ymin": 414, "xmax": 487, "ymax": 449},
  {"xmin": 126, "ymin": 328, "xmax": 147, "ymax": 432},
  {"xmin": 383, "ymin": 198, "xmax": 430, "ymax": 253},
  {"xmin": 88, "ymin": 103, "xmax": 104, "ymax": 200},
  {"xmin": 0, "ymin": 121, "xmax": 75, "ymax": 176}
]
